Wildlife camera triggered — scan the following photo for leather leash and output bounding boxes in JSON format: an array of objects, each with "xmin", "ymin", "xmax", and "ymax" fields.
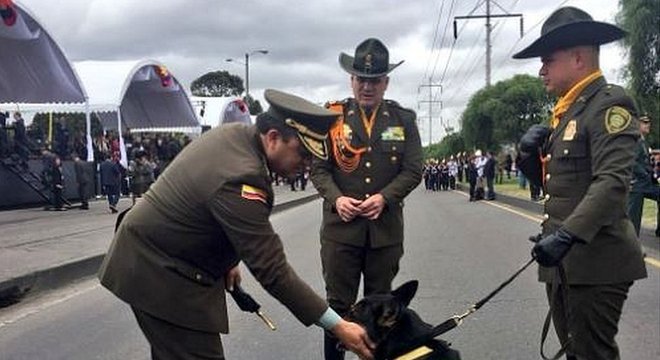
[{"xmin": 394, "ymin": 257, "xmax": 535, "ymax": 359}]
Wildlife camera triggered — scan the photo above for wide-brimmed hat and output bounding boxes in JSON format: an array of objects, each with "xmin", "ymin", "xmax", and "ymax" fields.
[
  {"xmin": 339, "ymin": 38, "xmax": 403, "ymax": 78},
  {"xmin": 263, "ymin": 89, "xmax": 339, "ymax": 160},
  {"xmin": 513, "ymin": 7, "xmax": 625, "ymax": 59}
]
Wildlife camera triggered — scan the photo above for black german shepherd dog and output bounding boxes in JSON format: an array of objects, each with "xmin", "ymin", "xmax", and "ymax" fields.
[{"xmin": 347, "ymin": 281, "xmax": 461, "ymax": 360}]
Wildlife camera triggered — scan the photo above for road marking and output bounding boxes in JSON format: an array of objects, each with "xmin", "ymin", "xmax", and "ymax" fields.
[
  {"xmin": 452, "ymin": 190, "xmax": 660, "ymax": 270},
  {"xmin": 0, "ymin": 282, "xmax": 100, "ymax": 329},
  {"xmin": 453, "ymin": 190, "xmax": 543, "ymax": 223}
]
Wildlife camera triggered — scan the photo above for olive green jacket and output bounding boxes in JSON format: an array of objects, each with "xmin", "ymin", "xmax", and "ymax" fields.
[
  {"xmin": 539, "ymin": 77, "xmax": 647, "ymax": 284},
  {"xmin": 98, "ymin": 124, "xmax": 327, "ymax": 333},
  {"xmin": 311, "ymin": 98, "xmax": 423, "ymax": 248}
]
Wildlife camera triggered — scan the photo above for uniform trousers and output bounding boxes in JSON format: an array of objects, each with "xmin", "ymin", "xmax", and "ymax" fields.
[
  {"xmin": 627, "ymin": 186, "xmax": 660, "ymax": 236},
  {"xmin": 320, "ymin": 240, "xmax": 403, "ymax": 360},
  {"xmin": 132, "ymin": 306, "xmax": 225, "ymax": 360},
  {"xmin": 545, "ymin": 282, "xmax": 631, "ymax": 360}
]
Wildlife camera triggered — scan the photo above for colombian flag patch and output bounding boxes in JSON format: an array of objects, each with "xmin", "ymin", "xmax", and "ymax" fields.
[{"xmin": 241, "ymin": 184, "xmax": 267, "ymax": 204}]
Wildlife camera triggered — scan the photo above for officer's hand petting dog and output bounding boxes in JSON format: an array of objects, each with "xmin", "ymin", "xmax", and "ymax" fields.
[
  {"xmin": 532, "ymin": 228, "xmax": 582, "ymax": 267},
  {"xmin": 331, "ymin": 320, "xmax": 376, "ymax": 359}
]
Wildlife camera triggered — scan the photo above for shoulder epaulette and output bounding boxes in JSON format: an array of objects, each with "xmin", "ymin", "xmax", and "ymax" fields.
[{"xmin": 385, "ymin": 99, "xmax": 416, "ymax": 118}]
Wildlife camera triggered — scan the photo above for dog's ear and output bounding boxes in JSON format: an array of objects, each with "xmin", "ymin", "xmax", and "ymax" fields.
[{"xmin": 391, "ymin": 280, "xmax": 418, "ymax": 307}]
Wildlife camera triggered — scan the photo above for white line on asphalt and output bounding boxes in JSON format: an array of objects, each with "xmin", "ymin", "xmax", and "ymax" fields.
[{"xmin": 452, "ymin": 190, "xmax": 660, "ymax": 270}]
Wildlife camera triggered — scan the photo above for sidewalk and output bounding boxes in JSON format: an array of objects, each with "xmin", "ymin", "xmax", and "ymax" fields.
[{"xmin": 0, "ymin": 185, "xmax": 319, "ymax": 307}]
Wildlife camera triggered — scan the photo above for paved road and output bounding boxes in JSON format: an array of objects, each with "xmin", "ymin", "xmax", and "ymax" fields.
[{"xmin": 0, "ymin": 188, "xmax": 658, "ymax": 359}]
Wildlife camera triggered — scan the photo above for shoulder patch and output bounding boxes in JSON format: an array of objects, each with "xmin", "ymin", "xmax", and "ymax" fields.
[
  {"xmin": 604, "ymin": 106, "xmax": 632, "ymax": 134},
  {"xmin": 241, "ymin": 184, "xmax": 268, "ymax": 204}
]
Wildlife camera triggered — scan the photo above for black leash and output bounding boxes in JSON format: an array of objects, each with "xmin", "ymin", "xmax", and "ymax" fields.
[
  {"xmin": 402, "ymin": 257, "xmax": 536, "ymax": 351},
  {"xmin": 540, "ymin": 265, "xmax": 572, "ymax": 360}
]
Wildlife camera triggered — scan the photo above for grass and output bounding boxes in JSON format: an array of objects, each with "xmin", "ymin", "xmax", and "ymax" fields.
[{"xmin": 462, "ymin": 175, "xmax": 658, "ymax": 230}]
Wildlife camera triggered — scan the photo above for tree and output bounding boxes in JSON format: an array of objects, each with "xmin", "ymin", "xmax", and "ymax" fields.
[
  {"xmin": 190, "ymin": 71, "xmax": 244, "ymax": 97},
  {"xmin": 617, "ymin": 0, "xmax": 660, "ymax": 148},
  {"xmin": 460, "ymin": 74, "xmax": 553, "ymax": 151}
]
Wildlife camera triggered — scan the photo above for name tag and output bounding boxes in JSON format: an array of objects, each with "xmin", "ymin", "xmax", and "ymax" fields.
[
  {"xmin": 562, "ymin": 120, "xmax": 577, "ymax": 141},
  {"xmin": 382, "ymin": 126, "xmax": 405, "ymax": 141}
]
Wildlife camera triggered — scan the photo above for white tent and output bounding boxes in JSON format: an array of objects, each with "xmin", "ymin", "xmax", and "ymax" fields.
[
  {"xmin": 0, "ymin": 0, "xmax": 86, "ymax": 104},
  {"xmin": 191, "ymin": 96, "xmax": 253, "ymax": 127}
]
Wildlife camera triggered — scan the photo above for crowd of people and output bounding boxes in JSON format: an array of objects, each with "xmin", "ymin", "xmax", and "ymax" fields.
[{"xmin": 0, "ymin": 110, "xmax": 193, "ymax": 211}]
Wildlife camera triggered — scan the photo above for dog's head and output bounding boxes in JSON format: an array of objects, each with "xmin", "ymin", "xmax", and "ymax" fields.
[
  {"xmin": 347, "ymin": 280, "xmax": 461, "ymax": 360},
  {"xmin": 347, "ymin": 280, "xmax": 418, "ymax": 347}
]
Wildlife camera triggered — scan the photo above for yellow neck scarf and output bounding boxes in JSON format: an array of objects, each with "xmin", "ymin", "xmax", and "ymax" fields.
[{"xmin": 551, "ymin": 70, "xmax": 602, "ymax": 128}]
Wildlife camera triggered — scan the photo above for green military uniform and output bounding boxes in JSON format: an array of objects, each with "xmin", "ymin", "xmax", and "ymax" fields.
[
  {"xmin": 99, "ymin": 90, "xmax": 336, "ymax": 359},
  {"xmin": 626, "ymin": 115, "xmax": 660, "ymax": 236},
  {"xmin": 514, "ymin": 7, "xmax": 647, "ymax": 360},
  {"xmin": 311, "ymin": 38, "xmax": 423, "ymax": 360}
]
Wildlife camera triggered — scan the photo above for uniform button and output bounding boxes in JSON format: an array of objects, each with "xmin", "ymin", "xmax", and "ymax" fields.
[
  {"xmin": 195, "ymin": 274, "xmax": 202, "ymax": 281},
  {"xmin": 543, "ymin": 214, "xmax": 549, "ymax": 220},
  {"xmin": 563, "ymin": 149, "xmax": 569, "ymax": 155},
  {"xmin": 392, "ymin": 146, "xmax": 397, "ymax": 151},
  {"xmin": 545, "ymin": 154, "xmax": 552, "ymax": 161},
  {"xmin": 365, "ymin": 161, "xmax": 371, "ymax": 168},
  {"xmin": 545, "ymin": 174, "xmax": 551, "ymax": 181},
  {"xmin": 545, "ymin": 194, "xmax": 551, "ymax": 200},
  {"xmin": 365, "ymin": 177, "xmax": 371, "ymax": 184},
  {"xmin": 365, "ymin": 194, "xmax": 370, "ymax": 198},
  {"xmin": 391, "ymin": 155, "xmax": 397, "ymax": 162},
  {"xmin": 367, "ymin": 146, "xmax": 372, "ymax": 152}
]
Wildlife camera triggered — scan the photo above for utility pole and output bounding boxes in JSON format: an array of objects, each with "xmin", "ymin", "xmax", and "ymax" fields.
[
  {"xmin": 454, "ymin": 0, "xmax": 523, "ymax": 86},
  {"xmin": 418, "ymin": 80, "xmax": 442, "ymax": 145}
]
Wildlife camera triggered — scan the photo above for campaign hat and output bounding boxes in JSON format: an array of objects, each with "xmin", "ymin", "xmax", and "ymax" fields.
[
  {"xmin": 513, "ymin": 7, "xmax": 625, "ymax": 59},
  {"xmin": 339, "ymin": 38, "xmax": 403, "ymax": 78}
]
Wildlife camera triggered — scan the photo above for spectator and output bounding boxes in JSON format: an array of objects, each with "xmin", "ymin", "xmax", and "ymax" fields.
[
  {"xmin": 73, "ymin": 153, "xmax": 90, "ymax": 210},
  {"xmin": 100, "ymin": 153, "xmax": 122, "ymax": 213}
]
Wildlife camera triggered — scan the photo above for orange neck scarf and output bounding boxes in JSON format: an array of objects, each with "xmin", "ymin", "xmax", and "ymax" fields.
[{"xmin": 551, "ymin": 70, "xmax": 602, "ymax": 129}]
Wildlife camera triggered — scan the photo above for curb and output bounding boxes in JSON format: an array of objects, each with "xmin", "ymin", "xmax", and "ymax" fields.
[{"xmin": 0, "ymin": 193, "xmax": 321, "ymax": 308}]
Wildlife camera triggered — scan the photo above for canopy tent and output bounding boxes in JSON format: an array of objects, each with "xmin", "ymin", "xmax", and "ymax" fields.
[
  {"xmin": 0, "ymin": 0, "xmax": 86, "ymax": 104},
  {"xmin": 190, "ymin": 96, "xmax": 253, "ymax": 127},
  {"xmin": 2, "ymin": 60, "xmax": 200, "ymax": 165}
]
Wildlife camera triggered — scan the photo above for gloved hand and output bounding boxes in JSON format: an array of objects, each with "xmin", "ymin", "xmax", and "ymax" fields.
[
  {"xmin": 532, "ymin": 228, "xmax": 579, "ymax": 267},
  {"xmin": 520, "ymin": 124, "xmax": 551, "ymax": 153}
]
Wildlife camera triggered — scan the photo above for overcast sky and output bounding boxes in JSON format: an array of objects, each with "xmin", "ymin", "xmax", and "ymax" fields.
[{"xmin": 20, "ymin": 0, "xmax": 627, "ymax": 144}]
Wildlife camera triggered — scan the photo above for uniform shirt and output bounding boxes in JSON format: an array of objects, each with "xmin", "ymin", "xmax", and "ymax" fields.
[
  {"xmin": 311, "ymin": 98, "xmax": 423, "ymax": 248},
  {"xmin": 539, "ymin": 77, "xmax": 647, "ymax": 284},
  {"xmin": 99, "ymin": 124, "xmax": 327, "ymax": 333}
]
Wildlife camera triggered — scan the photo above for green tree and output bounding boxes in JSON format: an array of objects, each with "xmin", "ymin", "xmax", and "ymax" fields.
[
  {"xmin": 617, "ymin": 0, "xmax": 660, "ymax": 148},
  {"xmin": 190, "ymin": 71, "xmax": 244, "ymax": 97},
  {"xmin": 460, "ymin": 74, "xmax": 553, "ymax": 151}
]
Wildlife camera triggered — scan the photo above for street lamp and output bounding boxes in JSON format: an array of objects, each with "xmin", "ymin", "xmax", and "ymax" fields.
[{"xmin": 226, "ymin": 49, "xmax": 269, "ymax": 98}]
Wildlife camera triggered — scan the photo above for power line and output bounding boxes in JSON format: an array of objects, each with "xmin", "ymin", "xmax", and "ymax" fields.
[{"xmin": 422, "ymin": 0, "xmax": 447, "ymax": 83}]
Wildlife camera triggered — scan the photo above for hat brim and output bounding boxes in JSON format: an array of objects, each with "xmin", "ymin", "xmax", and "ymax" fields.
[
  {"xmin": 513, "ymin": 21, "xmax": 625, "ymax": 59},
  {"xmin": 338, "ymin": 53, "xmax": 403, "ymax": 78}
]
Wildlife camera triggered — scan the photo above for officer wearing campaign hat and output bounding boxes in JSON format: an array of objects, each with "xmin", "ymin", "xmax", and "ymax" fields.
[
  {"xmin": 311, "ymin": 38, "xmax": 423, "ymax": 360},
  {"xmin": 99, "ymin": 89, "xmax": 375, "ymax": 359},
  {"xmin": 515, "ymin": 7, "xmax": 647, "ymax": 359}
]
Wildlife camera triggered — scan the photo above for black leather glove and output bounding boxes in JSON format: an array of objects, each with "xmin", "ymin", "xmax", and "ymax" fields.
[
  {"xmin": 519, "ymin": 124, "xmax": 550, "ymax": 153},
  {"xmin": 532, "ymin": 228, "xmax": 579, "ymax": 267}
]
